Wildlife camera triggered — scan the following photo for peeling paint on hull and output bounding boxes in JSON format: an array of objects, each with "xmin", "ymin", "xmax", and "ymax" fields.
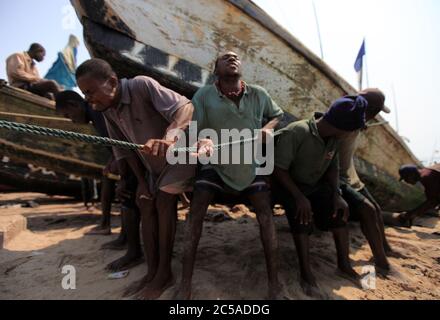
[{"xmin": 71, "ymin": 0, "xmax": 423, "ymax": 209}]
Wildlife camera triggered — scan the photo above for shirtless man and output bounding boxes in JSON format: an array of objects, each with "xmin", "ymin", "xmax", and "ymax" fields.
[{"xmin": 397, "ymin": 164, "xmax": 440, "ymax": 227}]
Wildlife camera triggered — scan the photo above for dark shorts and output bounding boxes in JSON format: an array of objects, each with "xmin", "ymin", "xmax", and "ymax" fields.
[
  {"xmin": 271, "ymin": 180, "xmax": 347, "ymax": 234},
  {"xmin": 194, "ymin": 169, "xmax": 269, "ymax": 196},
  {"xmin": 340, "ymin": 183, "xmax": 379, "ymax": 221}
]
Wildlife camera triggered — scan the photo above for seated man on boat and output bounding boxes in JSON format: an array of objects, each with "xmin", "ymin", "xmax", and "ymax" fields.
[
  {"xmin": 6, "ymin": 43, "xmax": 62, "ymax": 100},
  {"xmin": 336, "ymin": 88, "xmax": 396, "ymax": 272},
  {"xmin": 75, "ymin": 58, "xmax": 196, "ymax": 300},
  {"xmin": 390, "ymin": 164, "xmax": 440, "ymax": 227},
  {"xmin": 175, "ymin": 51, "xmax": 284, "ymax": 300},
  {"xmin": 272, "ymin": 96, "xmax": 365, "ymax": 296}
]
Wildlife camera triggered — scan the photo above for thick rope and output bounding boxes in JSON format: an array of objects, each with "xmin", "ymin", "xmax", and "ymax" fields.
[
  {"xmin": 172, "ymin": 130, "xmax": 284, "ymax": 153},
  {"xmin": 0, "ymin": 120, "xmax": 143, "ymax": 150},
  {"xmin": 0, "ymin": 120, "xmax": 284, "ymax": 154}
]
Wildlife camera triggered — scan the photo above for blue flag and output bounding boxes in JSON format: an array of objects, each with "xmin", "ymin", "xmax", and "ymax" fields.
[
  {"xmin": 354, "ymin": 40, "xmax": 366, "ymax": 90},
  {"xmin": 354, "ymin": 40, "xmax": 366, "ymax": 72}
]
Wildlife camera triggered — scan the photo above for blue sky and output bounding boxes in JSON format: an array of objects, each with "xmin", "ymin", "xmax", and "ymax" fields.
[{"xmin": 0, "ymin": 0, "xmax": 439, "ymax": 164}]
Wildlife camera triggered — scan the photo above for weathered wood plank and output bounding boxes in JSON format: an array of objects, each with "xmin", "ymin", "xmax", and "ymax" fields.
[{"xmin": 0, "ymin": 139, "xmax": 104, "ymax": 179}]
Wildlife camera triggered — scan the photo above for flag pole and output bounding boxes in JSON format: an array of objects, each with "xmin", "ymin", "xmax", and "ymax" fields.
[
  {"xmin": 312, "ymin": 0, "xmax": 324, "ymax": 60},
  {"xmin": 364, "ymin": 38, "xmax": 370, "ymax": 88}
]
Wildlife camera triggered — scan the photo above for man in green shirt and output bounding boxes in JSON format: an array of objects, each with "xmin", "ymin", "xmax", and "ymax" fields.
[
  {"xmin": 273, "ymin": 96, "xmax": 367, "ymax": 296},
  {"xmin": 176, "ymin": 51, "xmax": 284, "ymax": 300}
]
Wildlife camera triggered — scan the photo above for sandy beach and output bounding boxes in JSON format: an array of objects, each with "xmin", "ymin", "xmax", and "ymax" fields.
[{"xmin": 0, "ymin": 192, "xmax": 439, "ymax": 300}]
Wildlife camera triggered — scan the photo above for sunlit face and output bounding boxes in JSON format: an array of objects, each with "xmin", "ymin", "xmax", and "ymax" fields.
[
  {"xmin": 215, "ymin": 52, "xmax": 242, "ymax": 77},
  {"xmin": 77, "ymin": 74, "xmax": 119, "ymax": 112}
]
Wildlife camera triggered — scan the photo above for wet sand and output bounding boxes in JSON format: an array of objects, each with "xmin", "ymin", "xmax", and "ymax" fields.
[{"xmin": 1, "ymin": 193, "xmax": 439, "ymax": 300}]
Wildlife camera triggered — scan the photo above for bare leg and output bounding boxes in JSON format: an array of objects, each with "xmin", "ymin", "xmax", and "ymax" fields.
[
  {"xmin": 174, "ymin": 189, "xmax": 215, "ymax": 300},
  {"xmin": 293, "ymin": 233, "xmax": 320, "ymax": 295},
  {"xmin": 136, "ymin": 192, "xmax": 179, "ymax": 300},
  {"xmin": 81, "ymin": 178, "xmax": 92, "ymax": 209},
  {"xmin": 101, "ymin": 205, "xmax": 128, "ymax": 250},
  {"xmin": 332, "ymin": 227, "xmax": 360, "ymax": 283},
  {"xmin": 100, "ymin": 177, "xmax": 115, "ymax": 228},
  {"xmin": 357, "ymin": 200, "xmax": 390, "ymax": 272},
  {"xmin": 178, "ymin": 193, "xmax": 191, "ymax": 209},
  {"xmin": 124, "ymin": 198, "xmax": 159, "ymax": 297},
  {"xmin": 247, "ymin": 192, "xmax": 282, "ymax": 299},
  {"xmin": 87, "ymin": 177, "xmax": 114, "ymax": 236},
  {"xmin": 374, "ymin": 207, "xmax": 395, "ymax": 255},
  {"xmin": 106, "ymin": 206, "xmax": 143, "ymax": 272},
  {"xmin": 361, "ymin": 189, "xmax": 396, "ymax": 255}
]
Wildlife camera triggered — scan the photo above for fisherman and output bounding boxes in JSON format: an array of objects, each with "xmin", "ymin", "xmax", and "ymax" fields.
[
  {"xmin": 53, "ymin": 97, "xmax": 143, "ymax": 271},
  {"xmin": 337, "ymin": 88, "xmax": 395, "ymax": 272},
  {"xmin": 272, "ymin": 96, "xmax": 365, "ymax": 296},
  {"xmin": 56, "ymin": 90, "xmax": 116, "ymax": 233},
  {"xmin": 6, "ymin": 43, "xmax": 62, "ymax": 99},
  {"xmin": 396, "ymin": 164, "xmax": 440, "ymax": 227},
  {"xmin": 175, "ymin": 51, "xmax": 284, "ymax": 300},
  {"xmin": 75, "ymin": 59, "xmax": 196, "ymax": 300}
]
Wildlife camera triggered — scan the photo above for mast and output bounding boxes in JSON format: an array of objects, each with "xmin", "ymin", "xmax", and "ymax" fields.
[{"xmin": 312, "ymin": 0, "xmax": 324, "ymax": 60}]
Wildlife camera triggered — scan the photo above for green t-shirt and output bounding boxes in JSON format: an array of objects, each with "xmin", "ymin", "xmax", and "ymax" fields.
[
  {"xmin": 275, "ymin": 118, "xmax": 339, "ymax": 195},
  {"xmin": 192, "ymin": 83, "xmax": 284, "ymax": 191}
]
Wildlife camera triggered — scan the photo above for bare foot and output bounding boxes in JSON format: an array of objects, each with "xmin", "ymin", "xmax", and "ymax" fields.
[
  {"xmin": 299, "ymin": 273, "xmax": 324, "ymax": 299},
  {"xmin": 267, "ymin": 282, "xmax": 288, "ymax": 300},
  {"xmin": 173, "ymin": 284, "xmax": 192, "ymax": 300},
  {"xmin": 375, "ymin": 260, "xmax": 390, "ymax": 275},
  {"xmin": 337, "ymin": 265, "xmax": 361, "ymax": 287},
  {"xmin": 106, "ymin": 252, "xmax": 144, "ymax": 272},
  {"xmin": 85, "ymin": 225, "xmax": 111, "ymax": 236},
  {"xmin": 379, "ymin": 265, "xmax": 405, "ymax": 281},
  {"xmin": 101, "ymin": 238, "xmax": 127, "ymax": 251},
  {"xmin": 398, "ymin": 215, "xmax": 413, "ymax": 229},
  {"xmin": 136, "ymin": 274, "xmax": 176, "ymax": 300},
  {"xmin": 124, "ymin": 273, "xmax": 156, "ymax": 297},
  {"xmin": 385, "ymin": 247, "xmax": 408, "ymax": 259},
  {"xmin": 375, "ymin": 264, "xmax": 391, "ymax": 278}
]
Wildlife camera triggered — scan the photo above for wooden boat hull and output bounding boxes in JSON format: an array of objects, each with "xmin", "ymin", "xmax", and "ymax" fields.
[
  {"xmin": 0, "ymin": 85, "xmax": 110, "ymax": 181},
  {"xmin": 71, "ymin": 0, "xmax": 424, "ymax": 210},
  {"xmin": 0, "ymin": 157, "xmax": 83, "ymax": 198}
]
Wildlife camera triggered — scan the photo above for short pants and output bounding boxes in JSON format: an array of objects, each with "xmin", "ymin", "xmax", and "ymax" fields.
[
  {"xmin": 340, "ymin": 182, "xmax": 379, "ymax": 221},
  {"xmin": 194, "ymin": 168, "xmax": 269, "ymax": 196},
  {"xmin": 271, "ymin": 180, "xmax": 347, "ymax": 234}
]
